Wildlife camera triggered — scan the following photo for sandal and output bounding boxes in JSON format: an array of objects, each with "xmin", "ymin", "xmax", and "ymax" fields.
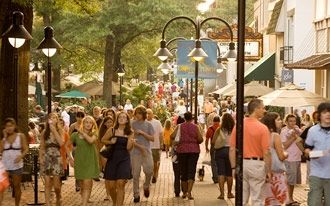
[
  {"xmin": 227, "ymin": 193, "xmax": 235, "ymax": 198},
  {"xmin": 286, "ymin": 201, "xmax": 300, "ymax": 206},
  {"xmin": 217, "ymin": 195, "xmax": 224, "ymax": 199}
]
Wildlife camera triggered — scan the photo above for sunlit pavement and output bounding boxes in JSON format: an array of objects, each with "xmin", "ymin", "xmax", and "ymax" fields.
[{"xmin": 2, "ymin": 145, "xmax": 308, "ymax": 206}]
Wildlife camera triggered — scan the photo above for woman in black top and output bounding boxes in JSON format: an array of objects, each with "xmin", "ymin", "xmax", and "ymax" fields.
[{"xmin": 101, "ymin": 111, "xmax": 134, "ymax": 206}]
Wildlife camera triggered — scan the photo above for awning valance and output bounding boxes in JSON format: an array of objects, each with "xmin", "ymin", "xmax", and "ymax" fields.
[
  {"xmin": 285, "ymin": 54, "xmax": 330, "ymax": 70},
  {"xmin": 244, "ymin": 52, "xmax": 275, "ymax": 81}
]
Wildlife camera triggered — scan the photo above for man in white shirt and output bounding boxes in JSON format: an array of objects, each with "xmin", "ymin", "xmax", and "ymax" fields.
[
  {"xmin": 61, "ymin": 107, "xmax": 70, "ymax": 128},
  {"xmin": 146, "ymin": 109, "xmax": 163, "ymax": 183},
  {"xmin": 124, "ymin": 99, "xmax": 134, "ymax": 111}
]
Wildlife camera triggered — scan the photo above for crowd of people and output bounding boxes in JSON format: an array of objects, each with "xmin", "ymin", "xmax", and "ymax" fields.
[{"xmin": 0, "ymin": 80, "xmax": 330, "ymax": 206}]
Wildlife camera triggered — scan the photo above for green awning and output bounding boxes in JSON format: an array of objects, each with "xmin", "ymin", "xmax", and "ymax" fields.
[{"xmin": 244, "ymin": 52, "xmax": 275, "ymax": 81}]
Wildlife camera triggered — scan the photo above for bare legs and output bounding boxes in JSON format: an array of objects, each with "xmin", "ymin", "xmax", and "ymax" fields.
[
  {"xmin": 12, "ymin": 174, "xmax": 22, "ymax": 206},
  {"xmin": 44, "ymin": 176, "xmax": 62, "ymax": 206},
  {"xmin": 105, "ymin": 179, "xmax": 127, "ymax": 206},
  {"xmin": 218, "ymin": 176, "xmax": 234, "ymax": 199},
  {"xmin": 80, "ymin": 179, "xmax": 93, "ymax": 206}
]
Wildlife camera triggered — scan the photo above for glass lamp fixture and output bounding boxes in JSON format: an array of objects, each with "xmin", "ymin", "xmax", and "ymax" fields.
[
  {"xmin": 37, "ymin": 26, "xmax": 62, "ymax": 57},
  {"xmin": 117, "ymin": 64, "xmax": 125, "ymax": 77},
  {"xmin": 154, "ymin": 40, "xmax": 173, "ymax": 61},
  {"xmin": 224, "ymin": 42, "xmax": 237, "ymax": 61},
  {"xmin": 188, "ymin": 40, "xmax": 208, "ymax": 62},
  {"xmin": 157, "ymin": 60, "xmax": 171, "ymax": 72},
  {"xmin": 2, "ymin": 11, "xmax": 32, "ymax": 48}
]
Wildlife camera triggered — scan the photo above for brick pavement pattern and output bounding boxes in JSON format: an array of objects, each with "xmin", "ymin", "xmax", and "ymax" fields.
[{"xmin": 2, "ymin": 151, "xmax": 308, "ymax": 205}]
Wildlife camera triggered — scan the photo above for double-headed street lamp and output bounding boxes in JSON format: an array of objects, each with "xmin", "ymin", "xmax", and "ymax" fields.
[
  {"xmin": 154, "ymin": 16, "xmax": 236, "ymax": 123},
  {"xmin": 2, "ymin": 11, "xmax": 32, "ymax": 123},
  {"xmin": 117, "ymin": 64, "xmax": 125, "ymax": 106},
  {"xmin": 37, "ymin": 26, "xmax": 62, "ymax": 114}
]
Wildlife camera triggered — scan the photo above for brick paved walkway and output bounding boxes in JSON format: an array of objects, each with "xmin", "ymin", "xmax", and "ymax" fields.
[{"xmin": 2, "ymin": 150, "xmax": 309, "ymax": 205}]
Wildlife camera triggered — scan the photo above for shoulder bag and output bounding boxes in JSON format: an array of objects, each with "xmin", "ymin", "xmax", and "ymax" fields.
[
  {"xmin": 100, "ymin": 128, "xmax": 115, "ymax": 159},
  {"xmin": 214, "ymin": 129, "xmax": 226, "ymax": 149},
  {"xmin": 270, "ymin": 133, "xmax": 286, "ymax": 172}
]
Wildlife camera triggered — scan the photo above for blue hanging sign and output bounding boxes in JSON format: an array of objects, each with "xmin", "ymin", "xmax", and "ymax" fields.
[{"xmin": 176, "ymin": 40, "xmax": 218, "ymax": 79}]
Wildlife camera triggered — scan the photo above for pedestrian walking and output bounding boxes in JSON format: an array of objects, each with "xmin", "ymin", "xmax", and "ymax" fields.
[
  {"xmin": 261, "ymin": 112, "xmax": 289, "ymax": 205},
  {"xmin": 163, "ymin": 119, "xmax": 173, "ymax": 158},
  {"xmin": 170, "ymin": 116, "xmax": 185, "ymax": 197},
  {"xmin": 305, "ymin": 102, "xmax": 330, "ymax": 205},
  {"xmin": 205, "ymin": 115, "xmax": 220, "ymax": 184},
  {"xmin": 101, "ymin": 111, "xmax": 134, "ymax": 206},
  {"xmin": 68, "ymin": 116, "xmax": 100, "ymax": 206},
  {"xmin": 146, "ymin": 109, "xmax": 163, "ymax": 183},
  {"xmin": 280, "ymin": 114, "xmax": 303, "ymax": 205},
  {"xmin": 171, "ymin": 112, "xmax": 203, "ymax": 199},
  {"xmin": 230, "ymin": 99, "xmax": 271, "ymax": 205},
  {"xmin": 0, "ymin": 118, "xmax": 28, "ymax": 206},
  {"xmin": 39, "ymin": 113, "xmax": 64, "ymax": 206},
  {"xmin": 212, "ymin": 113, "xmax": 235, "ymax": 199},
  {"xmin": 130, "ymin": 106, "xmax": 155, "ymax": 203}
]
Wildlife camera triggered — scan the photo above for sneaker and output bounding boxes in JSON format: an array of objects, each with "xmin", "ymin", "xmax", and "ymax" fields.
[
  {"xmin": 175, "ymin": 193, "xmax": 180, "ymax": 197},
  {"xmin": 75, "ymin": 186, "xmax": 80, "ymax": 192},
  {"xmin": 152, "ymin": 177, "xmax": 157, "ymax": 183},
  {"xmin": 133, "ymin": 196, "xmax": 140, "ymax": 203},
  {"xmin": 144, "ymin": 188, "xmax": 150, "ymax": 198}
]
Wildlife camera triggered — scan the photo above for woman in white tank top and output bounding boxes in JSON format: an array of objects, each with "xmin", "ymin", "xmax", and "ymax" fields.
[{"xmin": 0, "ymin": 118, "xmax": 28, "ymax": 206}]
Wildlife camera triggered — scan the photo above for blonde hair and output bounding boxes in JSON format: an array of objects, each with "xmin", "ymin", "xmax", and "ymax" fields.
[{"xmin": 81, "ymin": 115, "xmax": 99, "ymax": 136}]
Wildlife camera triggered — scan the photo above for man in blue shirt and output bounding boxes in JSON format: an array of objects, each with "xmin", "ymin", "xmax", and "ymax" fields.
[{"xmin": 305, "ymin": 102, "xmax": 330, "ymax": 205}]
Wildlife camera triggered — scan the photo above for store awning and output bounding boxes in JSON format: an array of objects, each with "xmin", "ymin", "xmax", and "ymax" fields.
[
  {"xmin": 244, "ymin": 52, "xmax": 275, "ymax": 81},
  {"xmin": 285, "ymin": 54, "xmax": 330, "ymax": 70}
]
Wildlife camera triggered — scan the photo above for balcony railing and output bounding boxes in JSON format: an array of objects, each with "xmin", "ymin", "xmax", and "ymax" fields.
[{"xmin": 280, "ymin": 46, "xmax": 293, "ymax": 65}]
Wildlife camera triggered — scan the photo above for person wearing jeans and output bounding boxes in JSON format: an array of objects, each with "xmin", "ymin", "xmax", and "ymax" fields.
[
  {"xmin": 131, "ymin": 106, "xmax": 154, "ymax": 203},
  {"xmin": 305, "ymin": 102, "xmax": 330, "ymax": 206}
]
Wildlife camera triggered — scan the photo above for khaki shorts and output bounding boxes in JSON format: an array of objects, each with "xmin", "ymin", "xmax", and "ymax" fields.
[
  {"xmin": 285, "ymin": 161, "xmax": 301, "ymax": 185},
  {"xmin": 152, "ymin": 149, "xmax": 161, "ymax": 162}
]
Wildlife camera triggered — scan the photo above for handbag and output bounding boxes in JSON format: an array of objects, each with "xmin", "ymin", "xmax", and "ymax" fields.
[
  {"xmin": 100, "ymin": 129, "xmax": 115, "ymax": 159},
  {"xmin": 270, "ymin": 133, "xmax": 286, "ymax": 172},
  {"xmin": 0, "ymin": 161, "xmax": 9, "ymax": 192},
  {"xmin": 173, "ymin": 125, "xmax": 181, "ymax": 145},
  {"xmin": 100, "ymin": 144, "xmax": 113, "ymax": 159},
  {"xmin": 214, "ymin": 129, "xmax": 226, "ymax": 149}
]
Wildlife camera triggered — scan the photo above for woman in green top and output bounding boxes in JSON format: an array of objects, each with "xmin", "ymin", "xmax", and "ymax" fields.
[{"xmin": 68, "ymin": 115, "xmax": 100, "ymax": 206}]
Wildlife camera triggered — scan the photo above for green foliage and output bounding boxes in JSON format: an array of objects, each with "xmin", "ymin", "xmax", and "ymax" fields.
[
  {"xmin": 153, "ymin": 104, "xmax": 171, "ymax": 125},
  {"xmin": 31, "ymin": 0, "xmax": 255, "ymax": 81},
  {"xmin": 127, "ymin": 83, "xmax": 152, "ymax": 106},
  {"xmin": 266, "ymin": 106, "xmax": 285, "ymax": 119}
]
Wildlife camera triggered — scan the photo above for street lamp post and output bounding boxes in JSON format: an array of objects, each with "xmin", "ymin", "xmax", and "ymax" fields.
[
  {"xmin": 154, "ymin": 16, "xmax": 236, "ymax": 123},
  {"xmin": 1, "ymin": 11, "xmax": 32, "ymax": 122},
  {"xmin": 37, "ymin": 26, "xmax": 62, "ymax": 114},
  {"xmin": 117, "ymin": 64, "xmax": 125, "ymax": 106}
]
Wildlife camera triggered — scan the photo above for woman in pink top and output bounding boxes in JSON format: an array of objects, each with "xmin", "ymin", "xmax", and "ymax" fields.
[{"xmin": 171, "ymin": 112, "xmax": 202, "ymax": 199}]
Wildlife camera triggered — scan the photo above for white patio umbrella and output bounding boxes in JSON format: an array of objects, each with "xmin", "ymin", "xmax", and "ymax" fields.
[
  {"xmin": 211, "ymin": 83, "xmax": 235, "ymax": 95},
  {"xmin": 224, "ymin": 81, "xmax": 273, "ymax": 97},
  {"xmin": 258, "ymin": 83, "xmax": 328, "ymax": 107}
]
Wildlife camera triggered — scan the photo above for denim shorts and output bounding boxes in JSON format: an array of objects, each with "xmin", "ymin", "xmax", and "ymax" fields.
[{"xmin": 7, "ymin": 168, "xmax": 23, "ymax": 176}]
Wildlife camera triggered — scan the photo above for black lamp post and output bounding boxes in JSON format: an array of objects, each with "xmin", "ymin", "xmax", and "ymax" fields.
[
  {"xmin": 37, "ymin": 26, "xmax": 62, "ymax": 114},
  {"xmin": 154, "ymin": 16, "xmax": 236, "ymax": 123},
  {"xmin": 2, "ymin": 11, "xmax": 32, "ymax": 122},
  {"xmin": 117, "ymin": 64, "xmax": 125, "ymax": 106},
  {"xmin": 235, "ymin": 0, "xmax": 246, "ymax": 205}
]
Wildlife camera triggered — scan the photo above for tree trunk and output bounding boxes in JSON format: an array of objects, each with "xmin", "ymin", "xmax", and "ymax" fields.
[
  {"xmin": 103, "ymin": 35, "xmax": 115, "ymax": 107},
  {"xmin": 0, "ymin": 1, "xmax": 33, "ymax": 135},
  {"xmin": 113, "ymin": 44, "xmax": 122, "ymax": 106},
  {"xmin": 53, "ymin": 65, "xmax": 61, "ymax": 92}
]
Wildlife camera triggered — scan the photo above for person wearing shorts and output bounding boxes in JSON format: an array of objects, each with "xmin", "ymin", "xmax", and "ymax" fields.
[{"xmin": 280, "ymin": 114, "xmax": 303, "ymax": 205}]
